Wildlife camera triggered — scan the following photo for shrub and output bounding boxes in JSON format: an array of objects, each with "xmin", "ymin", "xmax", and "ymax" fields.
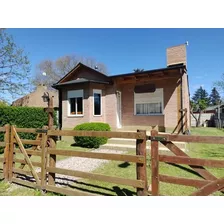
[
  {"xmin": 73, "ymin": 122, "xmax": 111, "ymax": 148},
  {"xmin": 0, "ymin": 106, "xmax": 57, "ymax": 151}
]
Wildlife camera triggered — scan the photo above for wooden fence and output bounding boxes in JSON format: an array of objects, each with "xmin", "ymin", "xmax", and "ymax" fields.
[
  {"xmin": 149, "ymin": 130, "xmax": 224, "ymax": 196},
  {"xmin": 0, "ymin": 124, "xmax": 224, "ymax": 196},
  {"xmin": 0, "ymin": 125, "xmax": 148, "ymax": 196}
]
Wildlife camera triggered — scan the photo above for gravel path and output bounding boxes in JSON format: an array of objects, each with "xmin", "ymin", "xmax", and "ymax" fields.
[
  {"xmin": 28, "ymin": 149, "xmax": 126, "ymax": 187},
  {"xmin": 54, "ymin": 149, "xmax": 125, "ymax": 186}
]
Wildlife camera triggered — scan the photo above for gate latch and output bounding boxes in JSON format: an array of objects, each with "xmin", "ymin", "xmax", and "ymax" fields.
[
  {"xmin": 148, "ymin": 136, "xmax": 167, "ymax": 141},
  {"xmin": 36, "ymin": 129, "xmax": 48, "ymax": 133}
]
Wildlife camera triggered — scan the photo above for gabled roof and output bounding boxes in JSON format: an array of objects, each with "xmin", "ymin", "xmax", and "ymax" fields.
[
  {"xmin": 56, "ymin": 62, "xmax": 108, "ymax": 84},
  {"xmin": 53, "ymin": 78, "xmax": 111, "ymax": 88}
]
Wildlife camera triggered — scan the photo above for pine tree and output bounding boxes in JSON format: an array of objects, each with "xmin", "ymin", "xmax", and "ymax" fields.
[
  {"xmin": 191, "ymin": 86, "xmax": 209, "ymax": 127},
  {"xmin": 209, "ymin": 87, "xmax": 221, "ymax": 105},
  {"xmin": 192, "ymin": 86, "xmax": 209, "ymax": 105}
]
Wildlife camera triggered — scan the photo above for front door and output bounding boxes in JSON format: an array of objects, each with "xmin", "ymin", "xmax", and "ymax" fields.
[{"xmin": 116, "ymin": 91, "xmax": 122, "ymax": 128}]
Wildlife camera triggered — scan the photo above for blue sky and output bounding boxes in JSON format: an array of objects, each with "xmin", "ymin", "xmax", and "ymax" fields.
[{"xmin": 6, "ymin": 28, "xmax": 224, "ymax": 100}]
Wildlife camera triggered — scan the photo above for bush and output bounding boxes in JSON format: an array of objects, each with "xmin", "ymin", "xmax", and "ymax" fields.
[
  {"xmin": 73, "ymin": 122, "xmax": 111, "ymax": 148},
  {"xmin": 0, "ymin": 106, "xmax": 57, "ymax": 144}
]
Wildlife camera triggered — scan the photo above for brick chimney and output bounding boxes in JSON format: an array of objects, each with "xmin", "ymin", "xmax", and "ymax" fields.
[{"xmin": 166, "ymin": 44, "xmax": 187, "ymax": 67}]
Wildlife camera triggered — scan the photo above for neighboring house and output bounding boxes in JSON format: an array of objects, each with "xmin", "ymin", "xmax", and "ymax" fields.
[
  {"xmin": 214, "ymin": 104, "xmax": 224, "ymax": 128},
  {"xmin": 12, "ymin": 84, "xmax": 59, "ymax": 108},
  {"xmin": 191, "ymin": 105, "xmax": 217, "ymax": 127},
  {"xmin": 52, "ymin": 44, "xmax": 190, "ymax": 133}
]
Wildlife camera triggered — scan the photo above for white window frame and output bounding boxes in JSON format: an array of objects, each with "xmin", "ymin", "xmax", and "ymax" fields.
[
  {"xmin": 134, "ymin": 88, "xmax": 164, "ymax": 116},
  {"xmin": 93, "ymin": 89, "xmax": 102, "ymax": 116},
  {"xmin": 67, "ymin": 90, "xmax": 84, "ymax": 117}
]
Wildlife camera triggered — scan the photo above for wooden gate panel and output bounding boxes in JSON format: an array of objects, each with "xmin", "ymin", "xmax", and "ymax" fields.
[{"xmin": 12, "ymin": 126, "xmax": 41, "ymax": 186}]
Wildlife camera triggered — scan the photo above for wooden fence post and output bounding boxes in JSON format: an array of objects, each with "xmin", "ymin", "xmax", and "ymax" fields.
[
  {"xmin": 3, "ymin": 124, "xmax": 10, "ymax": 181},
  {"xmin": 136, "ymin": 130, "xmax": 148, "ymax": 196},
  {"xmin": 48, "ymin": 136, "xmax": 56, "ymax": 186},
  {"xmin": 151, "ymin": 129, "xmax": 159, "ymax": 196},
  {"xmin": 41, "ymin": 128, "xmax": 48, "ymax": 190},
  {"xmin": 8, "ymin": 125, "xmax": 15, "ymax": 182}
]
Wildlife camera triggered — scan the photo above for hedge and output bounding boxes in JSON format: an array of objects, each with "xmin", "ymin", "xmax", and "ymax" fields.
[
  {"xmin": 73, "ymin": 122, "xmax": 111, "ymax": 148},
  {"xmin": 0, "ymin": 106, "xmax": 57, "ymax": 151}
]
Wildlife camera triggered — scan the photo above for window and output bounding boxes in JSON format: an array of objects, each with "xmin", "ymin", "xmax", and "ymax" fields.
[
  {"xmin": 134, "ymin": 88, "xmax": 163, "ymax": 115},
  {"xmin": 93, "ymin": 89, "xmax": 102, "ymax": 116},
  {"xmin": 67, "ymin": 90, "xmax": 83, "ymax": 116}
]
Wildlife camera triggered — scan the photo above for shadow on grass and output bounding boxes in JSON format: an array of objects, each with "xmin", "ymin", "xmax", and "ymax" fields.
[
  {"xmin": 55, "ymin": 177, "xmax": 136, "ymax": 196},
  {"xmin": 166, "ymin": 163, "xmax": 204, "ymax": 178},
  {"xmin": 118, "ymin": 162, "xmax": 130, "ymax": 168},
  {"xmin": 10, "ymin": 174, "xmax": 136, "ymax": 196},
  {"xmin": 70, "ymin": 143, "xmax": 80, "ymax": 147}
]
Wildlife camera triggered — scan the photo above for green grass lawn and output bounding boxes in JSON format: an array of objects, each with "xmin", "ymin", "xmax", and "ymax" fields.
[
  {"xmin": 68, "ymin": 127, "xmax": 224, "ymax": 196},
  {"xmin": 0, "ymin": 127, "xmax": 223, "ymax": 196},
  {"xmin": 0, "ymin": 138, "xmax": 91, "ymax": 196}
]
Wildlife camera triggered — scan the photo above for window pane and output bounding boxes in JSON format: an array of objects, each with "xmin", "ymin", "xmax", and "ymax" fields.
[
  {"xmin": 94, "ymin": 93, "xmax": 101, "ymax": 115},
  {"xmin": 70, "ymin": 98, "xmax": 76, "ymax": 115},
  {"xmin": 136, "ymin": 103, "xmax": 162, "ymax": 115},
  {"xmin": 77, "ymin": 97, "xmax": 83, "ymax": 114}
]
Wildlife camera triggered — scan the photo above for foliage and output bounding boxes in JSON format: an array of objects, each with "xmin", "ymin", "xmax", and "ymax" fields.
[
  {"xmin": 0, "ymin": 106, "xmax": 57, "ymax": 144},
  {"xmin": 0, "ymin": 100, "xmax": 9, "ymax": 107},
  {"xmin": 0, "ymin": 29, "xmax": 31, "ymax": 101},
  {"xmin": 214, "ymin": 73, "xmax": 224, "ymax": 94},
  {"xmin": 209, "ymin": 87, "xmax": 221, "ymax": 105},
  {"xmin": 73, "ymin": 122, "xmax": 111, "ymax": 148},
  {"xmin": 191, "ymin": 86, "xmax": 210, "ymax": 127},
  {"xmin": 33, "ymin": 55, "xmax": 108, "ymax": 88},
  {"xmin": 133, "ymin": 68, "xmax": 144, "ymax": 73},
  {"xmin": 192, "ymin": 86, "xmax": 209, "ymax": 105}
]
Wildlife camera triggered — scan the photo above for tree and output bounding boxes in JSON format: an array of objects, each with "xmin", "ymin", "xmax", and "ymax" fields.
[
  {"xmin": 214, "ymin": 73, "xmax": 224, "ymax": 94},
  {"xmin": 191, "ymin": 86, "xmax": 209, "ymax": 127},
  {"xmin": 133, "ymin": 68, "xmax": 144, "ymax": 73},
  {"xmin": 0, "ymin": 29, "xmax": 30, "ymax": 101},
  {"xmin": 32, "ymin": 55, "xmax": 108, "ymax": 88},
  {"xmin": 209, "ymin": 87, "xmax": 221, "ymax": 106}
]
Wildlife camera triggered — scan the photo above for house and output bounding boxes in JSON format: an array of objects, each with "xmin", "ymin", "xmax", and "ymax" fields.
[
  {"xmin": 12, "ymin": 84, "xmax": 59, "ymax": 108},
  {"xmin": 52, "ymin": 44, "xmax": 190, "ymax": 133},
  {"xmin": 191, "ymin": 105, "xmax": 217, "ymax": 127},
  {"xmin": 191, "ymin": 104, "xmax": 224, "ymax": 127}
]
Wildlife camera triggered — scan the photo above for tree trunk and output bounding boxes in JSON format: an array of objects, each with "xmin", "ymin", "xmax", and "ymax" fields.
[{"xmin": 196, "ymin": 110, "xmax": 202, "ymax": 127}]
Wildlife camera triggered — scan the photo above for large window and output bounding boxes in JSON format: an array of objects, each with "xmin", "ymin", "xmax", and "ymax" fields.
[
  {"xmin": 93, "ymin": 89, "xmax": 102, "ymax": 116},
  {"xmin": 67, "ymin": 90, "xmax": 83, "ymax": 116},
  {"xmin": 134, "ymin": 88, "xmax": 163, "ymax": 115}
]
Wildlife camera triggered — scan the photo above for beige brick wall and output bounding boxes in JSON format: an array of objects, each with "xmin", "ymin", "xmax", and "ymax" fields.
[
  {"xmin": 167, "ymin": 44, "xmax": 186, "ymax": 66},
  {"xmin": 105, "ymin": 85, "xmax": 118, "ymax": 130},
  {"xmin": 119, "ymin": 78, "xmax": 180, "ymax": 130},
  {"xmin": 182, "ymin": 72, "xmax": 190, "ymax": 128},
  {"xmin": 61, "ymin": 84, "xmax": 90, "ymax": 129}
]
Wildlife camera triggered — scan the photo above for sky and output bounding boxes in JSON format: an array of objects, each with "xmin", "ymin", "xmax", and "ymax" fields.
[{"xmin": 6, "ymin": 28, "xmax": 224, "ymax": 102}]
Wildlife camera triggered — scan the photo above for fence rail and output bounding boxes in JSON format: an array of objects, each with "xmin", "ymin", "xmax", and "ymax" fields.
[
  {"xmin": 150, "ymin": 129, "xmax": 224, "ymax": 196},
  {"xmin": 0, "ymin": 124, "xmax": 224, "ymax": 196}
]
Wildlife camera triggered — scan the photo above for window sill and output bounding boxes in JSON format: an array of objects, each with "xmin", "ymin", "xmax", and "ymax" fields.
[
  {"xmin": 93, "ymin": 115, "xmax": 102, "ymax": 117},
  {"xmin": 67, "ymin": 115, "xmax": 84, "ymax": 118},
  {"xmin": 134, "ymin": 114, "xmax": 164, "ymax": 116}
]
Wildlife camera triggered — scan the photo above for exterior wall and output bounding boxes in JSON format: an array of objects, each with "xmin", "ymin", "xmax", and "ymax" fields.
[
  {"xmin": 118, "ymin": 78, "xmax": 179, "ymax": 130},
  {"xmin": 191, "ymin": 113, "xmax": 214, "ymax": 127},
  {"xmin": 182, "ymin": 72, "xmax": 191, "ymax": 128},
  {"xmin": 61, "ymin": 83, "xmax": 90, "ymax": 129},
  {"xmin": 61, "ymin": 82, "xmax": 114, "ymax": 129},
  {"xmin": 12, "ymin": 85, "xmax": 58, "ymax": 107},
  {"xmin": 104, "ymin": 85, "xmax": 118, "ymax": 130}
]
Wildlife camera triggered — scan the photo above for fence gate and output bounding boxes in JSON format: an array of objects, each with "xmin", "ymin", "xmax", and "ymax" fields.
[{"xmin": 7, "ymin": 125, "xmax": 48, "ymax": 191}]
